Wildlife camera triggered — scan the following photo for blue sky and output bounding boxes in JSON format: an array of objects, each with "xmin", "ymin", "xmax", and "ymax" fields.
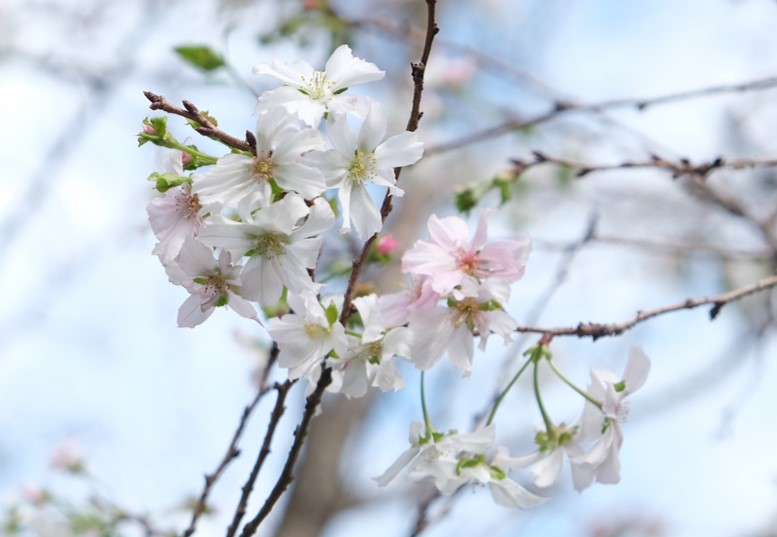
[{"xmin": 1, "ymin": 1, "xmax": 777, "ymax": 536}]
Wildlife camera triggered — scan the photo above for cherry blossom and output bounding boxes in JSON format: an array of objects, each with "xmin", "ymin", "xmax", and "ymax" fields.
[
  {"xmin": 498, "ymin": 424, "xmax": 589, "ymax": 490},
  {"xmin": 408, "ymin": 279, "xmax": 518, "ymax": 374},
  {"xmin": 193, "ymin": 107, "xmax": 325, "ymax": 207},
  {"xmin": 375, "ymin": 423, "xmax": 546, "ymax": 509},
  {"xmin": 198, "ymin": 194, "xmax": 334, "ymax": 305},
  {"xmin": 165, "ymin": 239, "xmax": 259, "ymax": 328},
  {"xmin": 572, "ymin": 346, "xmax": 651, "ymax": 489},
  {"xmin": 267, "ymin": 291, "xmax": 348, "ymax": 380},
  {"xmin": 402, "ymin": 209, "xmax": 531, "ymax": 296},
  {"xmin": 253, "ymin": 44, "xmax": 385, "ymax": 127},
  {"xmin": 309, "ymin": 102, "xmax": 423, "ymax": 238},
  {"xmin": 328, "ymin": 294, "xmax": 413, "ymax": 398}
]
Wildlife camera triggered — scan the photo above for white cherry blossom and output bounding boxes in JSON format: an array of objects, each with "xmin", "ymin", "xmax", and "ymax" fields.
[
  {"xmin": 572, "ymin": 346, "xmax": 651, "ymax": 489},
  {"xmin": 253, "ymin": 44, "xmax": 385, "ymax": 127},
  {"xmin": 193, "ymin": 107, "xmax": 325, "ymax": 207},
  {"xmin": 310, "ymin": 102, "xmax": 423, "ymax": 238},
  {"xmin": 267, "ymin": 291, "xmax": 348, "ymax": 380},
  {"xmin": 164, "ymin": 238, "xmax": 259, "ymax": 328},
  {"xmin": 375, "ymin": 423, "xmax": 546, "ymax": 509},
  {"xmin": 198, "ymin": 193, "xmax": 335, "ymax": 306},
  {"xmin": 328, "ymin": 294, "xmax": 413, "ymax": 398}
]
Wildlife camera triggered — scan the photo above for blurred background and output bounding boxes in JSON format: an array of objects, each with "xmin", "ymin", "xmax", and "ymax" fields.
[{"xmin": 2, "ymin": 0, "xmax": 777, "ymax": 536}]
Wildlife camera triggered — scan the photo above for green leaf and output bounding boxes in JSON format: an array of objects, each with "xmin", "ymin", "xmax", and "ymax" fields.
[
  {"xmin": 325, "ymin": 302, "xmax": 339, "ymax": 326},
  {"xmin": 174, "ymin": 45, "xmax": 226, "ymax": 72}
]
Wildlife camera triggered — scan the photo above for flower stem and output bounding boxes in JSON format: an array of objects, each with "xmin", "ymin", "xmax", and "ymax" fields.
[
  {"xmin": 420, "ymin": 372, "xmax": 433, "ymax": 439},
  {"xmin": 486, "ymin": 355, "xmax": 533, "ymax": 426},
  {"xmin": 533, "ymin": 359, "xmax": 555, "ymax": 434},
  {"xmin": 546, "ymin": 358, "xmax": 603, "ymax": 409}
]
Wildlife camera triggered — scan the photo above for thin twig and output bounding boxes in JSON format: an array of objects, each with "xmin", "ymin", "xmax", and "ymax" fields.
[
  {"xmin": 182, "ymin": 344, "xmax": 280, "ymax": 537},
  {"xmin": 515, "ymin": 273, "xmax": 777, "ymax": 339},
  {"xmin": 143, "ymin": 91, "xmax": 253, "ymax": 154},
  {"xmin": 427, "ymin": 76, "xmax": 777, "ymax": 155},
  {"xmin": 522, "ymin": 150, "xmax": 777, "ymax": 180},
  {"xmin": 237, "ymin": 367, "xmax": 332, "ymax": 537},
  {"xmin": 340, "ymin": 0, "xmax": 438, "ymax": 324},
  {"xmin": 225, "ymin": 380, "xmax": 293, "ymax": 537},
  {"xmin": 534, "ymin": 235, "xmax": 773, "ymax": 262}
]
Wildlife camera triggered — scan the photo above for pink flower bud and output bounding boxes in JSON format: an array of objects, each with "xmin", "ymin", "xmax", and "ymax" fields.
[
  {"xmin": 303, "ymin": 0, "xmax": 320, "ymax": 10},
  {"xmin": 143, "ymin": 123, "xmax": 157, "ymax": 135},
  {"xmin": 376, "ymin": 234, "xmax": 398, "ymax": 255},
  {"xmin": 181, "ymin": 152, "xmax": 193, "ymax": 166},
  {"xmin": 19, "ymin": 484, "xmax": 48, "ymax": 504},
  {"xmin": 50, "ymin": 439, "xmax": 83, "ymax": 473}
]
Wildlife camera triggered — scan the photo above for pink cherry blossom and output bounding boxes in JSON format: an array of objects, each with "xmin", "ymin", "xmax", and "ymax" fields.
[{"xmin": 402, "ymin": 209, "xmax": 531, "ymax": 296}]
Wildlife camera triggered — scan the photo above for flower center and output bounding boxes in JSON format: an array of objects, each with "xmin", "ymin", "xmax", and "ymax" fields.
[
  {"xmin": 457, "ymin": 250, "xmax": 479, "ymax": 276},
  {"xmin": 453, "ymin": 297, "xmax": 479, "ymax": 328},
  {"xmin": 365, "ymin": 340, "xmax": 383, "ymax": 363},
  {"xmin": 253, "ymin": 232, "xmax": 289, "ymax": 258},
  {"xmin": 198, "ymin": 275, "xmax": 229, "ymax": 309},
  {"xmin": 300, "ymin": 71, "xmax": 333, "ymax": 101},
  {"xmin": 347, "ymin": 150, "xmax": 377, "ymax": 184},
  {"xmin": 251, "ymin": 156, "xmax": 276, "ymax": 182},
  {"xmin": 175, "ymin": 186, "xmax": 202, "ymax": 219},
  {"xmin": 304, "ymin": 323, "xmax": 330, "ymax": 339}
]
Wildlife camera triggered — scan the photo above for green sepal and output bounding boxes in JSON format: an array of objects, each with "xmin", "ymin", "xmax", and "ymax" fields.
[
  {"xmin": 478, "ymin": 299, "xmax": 503, "ymax": 312},
  {"xmin": 138, "ymin": 116, "xmax": 177, "ymax": 148},
  {"xmin": 186, "ymin": 111, "xmax": 219, "ymax": 131},
  {"xmin": 192, "ymin": 277, "xmax": 208, "ymax": 285},
  {"xmin": 262, "ymin": 287, "xmax": 289, "ymax": 319},
  {"xmin": 455, "ymin": 454, "xmax": 486, "ymax": 476},
  {"xmin": 215, "ymin": 294, "xmax": 229, "ymax": 308},
  {"xmin": 173, "ymin": 45, "xmax": 226, "ymax": 72},
  {"xmin": 614, "ymin": 380, "xmax": 626, "ymax": 393},
  {"xmin": 269, "ymin": 178, "xmax": 284, "ymax": 202},
  {"xmin": 181, "ymin": 144, "xmax": 218, "ymax": 169},
  {"xmin": 325, "ymin": 302, "xmax": 339, "ymax": 326},
  {"xmin": 489, "ymin": 464, "xmax": 507, "ymax": 480},
  {"xmin": 333, "ymin": 87, "xmax": 349, "ymax": 95},
  {"xmin": 148, "ymin": 172, "xmax": 191, "ymax": 193}
]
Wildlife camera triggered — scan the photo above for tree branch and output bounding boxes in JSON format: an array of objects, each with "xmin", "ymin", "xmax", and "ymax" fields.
[
  {"xmin": 427, "ymin": 75, "xmax": 777, "ymax": 156},
  {"xmin": 515, "ymin": 273, "xmax": 777, "ymax": 339},
  {"xmin": 143, "ymin": 91, "xmax": 254, "ymax": 154},
  {"xmin": 225, "ymin": 380, "xmax": 293, "ymax": 537},
  {"xmin": 182, "ymin": 344, "xmax": 280, "ymax": 537}
]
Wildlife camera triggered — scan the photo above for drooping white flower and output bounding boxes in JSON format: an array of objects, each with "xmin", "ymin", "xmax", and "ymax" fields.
[
  {"xmin": 267, "ymin": 291, "xmax": 348, "ymax": 380},
  {"xmin": 311, "ymin": 102, "xmax": 424, "ymax": 238},
  {"xmin": 572, "ymin": 346, "xmax": 651, "ymax": 489},
  {"xmin": 193, "ymin": 107, "xmax": 326, "ymax": 207},
  {"xmin": 496, "ymin": 424, "xmax": 588, "ymax": 491},
  {"xmin": 253, "ymin": 44, "xmax": 385, "ymax": 127},
  {"xmin": 402, "ymin": 209, "xmax": 531, "ymax": 296},
  {"xmin": 165, "ymin": 238, "xmax": 259, "ymax": 328},
  {"xmin": 328, "ymin": 294, "xmax": 413, "ymax": 398},
  {"xmin": 198, "ymin": 194, "xmax": 335, "ymax": 306},
  {"xmin": 375, "ymin": 423, "xmax": 546, "ymax": 509}
]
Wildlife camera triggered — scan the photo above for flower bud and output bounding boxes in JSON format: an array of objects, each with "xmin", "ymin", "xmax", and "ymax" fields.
[{"xmin": 376, "ymin": 234, "xmax": 398, "ymax": 255}]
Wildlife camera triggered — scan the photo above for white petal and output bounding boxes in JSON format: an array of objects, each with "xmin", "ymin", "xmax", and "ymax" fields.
[{"xmin": 374, "ymin": 131, "xmax": 424, "ymax": 168}]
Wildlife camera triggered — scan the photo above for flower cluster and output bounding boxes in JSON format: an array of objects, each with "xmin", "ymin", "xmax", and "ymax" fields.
[
  {"xmin": 144, "ymin": 45, "xmax": 422, "ymax": 331},
  {"xmin": 375, "ymin": 346, "xmax": 651, "ymax": 504},
  {"xmin": 141, "ymin": 44, "xmax": 650, "ymax": 512}
]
